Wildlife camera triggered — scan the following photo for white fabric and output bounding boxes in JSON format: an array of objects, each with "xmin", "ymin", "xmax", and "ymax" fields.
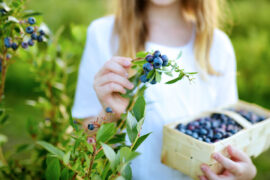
[{"xmin": 72, "ymin": 16, "xmax": 238, "ymax": 180}]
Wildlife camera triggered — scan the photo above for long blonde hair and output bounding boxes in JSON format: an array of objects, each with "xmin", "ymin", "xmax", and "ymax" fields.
[{"xmin": 113, "ymin": 0, "xmax": 226, "ymax": 75}]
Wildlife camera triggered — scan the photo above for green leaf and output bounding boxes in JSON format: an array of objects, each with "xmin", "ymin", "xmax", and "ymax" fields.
[
  {"xmin": 126, "ymin": 112, "xmax": 138, "ymax": 143},
  {"xmin": 60, "ymin": 168, "xmax": 70, "ymax": 180},
  {"xmin": 132, "ymin": 60, "xmax": 146, "ymax": 65},
  {"xmin": 16, "ymin": 143, "xmax": 34, "ymax": 153},
  {"xmin": 136, "ymin": 51, "xmax": 149, "ymax": 58},
  {"xmin": 146, "ymin": 69, "xmax": 155, "ymax": 79},
  {"xmin": 119, "ymin": 147, "xmax": 140, "ymax": 162},
  {"xmin": 45, "ymin": 157, "xmax": 61, "ymax": 180},
  {"xmin": 37, "ymin": 141, "xmax": 65, "ymax": 160},
  {"xmin": 176, "ymin": 51, "xmax": 182, "ymax": 60},
  {"xmin": 136, "ymin": 118, "xmax": 144, "ymax": 133},
  {"xmin": 96, "ymin": 123, "xmax": 117, "ymax": 142},
  {"xmin": 22, "ymin": 10, "xmax": 42, "ymax": 18},
  {"xmin": 155, "ymin": 71, "xmax": 162, "ymax": 83},
  {"xmin": 107, "ymin": 133, "xmax": 126, "ymax": 144},
  {"xmin": 132, "ymin": 133, "xmax": 151, "ymax": 151},
  {"xmin": 63, "ymin": 151, "xmax": 70, "ymax": 165},
  {"xmin": 132, "ymin": 96, "xmax": 146, "ymax": 121},
  {"xmin": 165, "ymin": 73, "xmax": 185, "ymax": 84},
  {"xmin": 93, "ymin": 174, "xmax": 102, "ymax": 180},
  {"xmin": 0, "ymin": 134, "xmax": 7, "ymax": 146},
  {"xmin": 121, "ymin": 164, "xmax": 132, "ymax": 180},
  {"xmin": 101, "ymin": 143, "xmax": 116, "ymax": 170},
  {"xmin": 115, "ymin": 176, "xmax": 125, "ymax": 180}
]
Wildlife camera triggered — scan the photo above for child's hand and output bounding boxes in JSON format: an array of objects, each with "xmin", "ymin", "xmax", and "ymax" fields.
[
  {"xmin": 93, "ymin": 56, "xmax": 134, "ymax": 118},
  {"xmin": 199, "ymin": 145, "xmax": 256, "ymax": 180}
]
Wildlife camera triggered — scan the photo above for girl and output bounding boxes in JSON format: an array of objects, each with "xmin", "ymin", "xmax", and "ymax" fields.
[{"xmin": 72, "ymin": 0, "xmax": 257, "ymax": 179}]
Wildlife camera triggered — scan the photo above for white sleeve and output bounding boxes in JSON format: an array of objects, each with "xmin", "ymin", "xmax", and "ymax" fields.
[
  {"xmin": 71, "ymin": 24, "xmax": 103, "ymax": 118},
  {"xmin": 214, "ymin": 34, "xmax": 238, "ymax": 108}
]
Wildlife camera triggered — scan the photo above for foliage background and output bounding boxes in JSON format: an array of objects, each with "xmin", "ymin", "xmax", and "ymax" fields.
[{"xmin": 1, "ymin": 0, "xmax": 270, "ymax": 179}]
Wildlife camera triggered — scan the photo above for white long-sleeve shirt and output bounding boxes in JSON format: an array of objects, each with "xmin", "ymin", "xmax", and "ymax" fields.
[{"xmin": 72, "ymin": 16, "xmax": 238, "ymax": 180}]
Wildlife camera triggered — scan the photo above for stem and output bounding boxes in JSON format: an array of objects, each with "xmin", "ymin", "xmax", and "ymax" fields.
[
  {"xmin": 0, "ymin": 51, "xmax": 8, "ymax": 103},
  {"xmin": 0, "ymin": 146, "xmax": 7, "ymax": 166},
  {"xmin": 87, "ymin": 145, "xmax": 96, "ymax": 178}
]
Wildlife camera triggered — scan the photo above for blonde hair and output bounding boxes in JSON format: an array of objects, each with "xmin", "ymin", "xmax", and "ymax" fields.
[{"xmin": 113, "ymin": 0, "xmax": 226, "ymax": 75}]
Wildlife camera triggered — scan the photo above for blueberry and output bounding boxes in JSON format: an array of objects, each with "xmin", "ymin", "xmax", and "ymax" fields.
[
  {"xmin": 4, "ymin": 37, "xmax": 11, "ymax": 48},
  {"xmin": 31, "ymin": 33, "xmax": 38, "ymax": 40},
  {"xmin": 153, "ymin": 50, "xmax": 161, "ymax": 57},
  {"xmin": 39, "ymin": 29, "xmax": 45, "ymax": 35},
  {"xmin": 185, "ymin": 130, "xmax": 192, "ymax": 136},
  {"xmin": 28, "ymin": 39, "xmax": 35, "ymax": 46},
  {"xmin": 145, "ymin": 55, "xmax": 154, "ymax": 63},
  {"xmin": 0, "ymin": 9, "xmax": 7, "ymax": 15},
  {"xmin": 87, "ymin": 124, "xmax": 95, "ymax": 130},
  {"xmin": 153, "ymin": 57, "xmax": 163, "ymax": 69},
  {"xmin": 105, "ymin": 107, "xmax": 113, "ymax": 113},
  {"xmin": 21, "ymin": 42, "xmax": 28, "ymax": 49},
  {"xmin": 192, "ymin": 132, "xmax": 199, "ymax": 139},
  {"xmin": 37, "ymin": 35, "xmax": 44, "ymax": 42},
  {"xmin": 26, "ymin": 26, "xmax": 34, "ymax": 34},
  {"xmin": 199, "ymin": 128, "xmax": 208, "ymax": 135},
  {"xmin": 214, "ymin": 132, "xmax": 223, "ymax": 140},
  {"xmin": 11, "ymin": 42, "xmax": 18, "ymax": 50},
  {"xmin": 204, "ymin": 138, "xmax": 211, "ymax": 143},
  {"xmin": 197, "ymin": 137, "xmax": 203, "ymax": 141},
  {"xmin": 6, "ymin": 54, "xmax": 11, "ymax": 60},
  {"xmin": 161, "ymin": 55, "xmax": 169, "ymax": 66},
  {"xmin": 140, "ymin": 74, "xmax": 149, "ymax": 83},
  {"xmin": 176, "ymin": 124, "xmax": 184, "ymax": 130},
  {"xmin": 28, "ymin": 17, "xmax": 36, "ymax": 25},
  {"xmin": 143, "ymin": 62, "xmax": 153, "ymax": 72}
]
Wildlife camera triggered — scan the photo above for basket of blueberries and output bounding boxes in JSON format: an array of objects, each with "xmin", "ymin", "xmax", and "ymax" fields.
[{"xmin": 161, "ymin": 101, "xmax": 270, "ymax": 179}]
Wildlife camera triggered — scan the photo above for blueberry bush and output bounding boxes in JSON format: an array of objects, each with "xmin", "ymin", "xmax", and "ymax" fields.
[{"xmin": 0, "ymin": 1, "xmax": 196, "ymax": 179}]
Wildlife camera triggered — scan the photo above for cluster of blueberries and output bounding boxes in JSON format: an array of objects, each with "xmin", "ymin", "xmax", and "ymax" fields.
[
  {"xmin": 140, "ymin": 50, "xmax": 169, "ymax": 84},
  {"xmin": 87, "ymin": 107, "xmax": 113, "ymax": 131},
  {"xmin": 4, "ymin": 17, "xmax": 45, "ymax": 52},
  {"xmin": 231, "ymin": 109, "xmax": 266, "ymax": 124},
  {"xmin": 176, "ymin": 113, "xmax": 243, "ymax": 143}
]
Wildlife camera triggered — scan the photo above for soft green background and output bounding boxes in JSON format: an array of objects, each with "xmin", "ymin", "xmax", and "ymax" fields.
[{"xmin": 1, "ymin": 0, "xmax": 270, "ymax": 179}]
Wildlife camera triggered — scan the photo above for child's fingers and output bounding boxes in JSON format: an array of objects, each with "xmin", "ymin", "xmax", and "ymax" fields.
[
  {"xmin": 227, "ymin": 145, "xmax": 250, "ymax": 162},
  {"xmin": 212, "ymin": 152, "xmax": 240, "ymax": 174},
  {"xmin": 199, "ymin": 176, "xmax": 208, "ymax": 180},
  {"xmin": 200, "ymin": 164, "xmax": 219, "ymax": 180}
]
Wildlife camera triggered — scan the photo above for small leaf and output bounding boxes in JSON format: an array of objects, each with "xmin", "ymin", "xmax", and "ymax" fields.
[
  {"xmin": 97, "ymin": 123, "xmax": 117, "ymax": 142},
  {"xmin": 155, "ymin": 71, "xmax": 161, "ymax": 83},
  {"xmin": 60, "ymin": 168, "xmax": 70, "ymax": 180},
  {"xmin": 121, "ymin": 164, "xmax": 132, "ymax": 180},
  {"xmin": 107, "ymin": 133, "xmax": 126, "ymax": 144},
  {"xmin": 45, "ymin": 157, "xmax": 61, "ymax": 180},
  {"xmin": 119, "ymin": 147, "xmax": 140, "ymax": 162},
  {"xmin": 115, "ymin": 176, "xmax": 125, "ymax": 180},
  {"xmin": 165, "ymin": 73, "xmax": 184, "ymax": 84},
  {"xmin": 136, "ymin": 118, "xmax": 144, "ymax": 133},
  {"xmin": 132, "ymin": 60, "xmax": 146, "ymax": 65},
  {"xmin": 132, "ymin": 96, "xmax": 146, "ymax": 121},
  {"xmin": 176, "ymin": 51, "xmax": 182, "ymax": 60},
  {"xmin": 132, "ymin": 133, "xmax": 151, "ymax": 151},
  {"xmin": 126, "ymin": 112, "xmax": 138, "ymax": 143},
  {"xmin": 37, "ymin": 141, "xmax": 64, "ymax": 160},
  {"xmin": 136, "ymin": 51, "xmax": 149, "ymax": 58},
  {"xmin": 101, "ymin": 143, "xmax": 116, "ymax": 170},
  {"xmin": 63, "ymin": 151, "xmax": 71, "ymax": 165}
]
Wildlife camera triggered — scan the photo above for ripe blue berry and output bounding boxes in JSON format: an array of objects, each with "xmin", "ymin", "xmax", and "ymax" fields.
[
  {"xmin": 88, "ymin": 124, "xmax": 95, "ymax": 131},
  {"xmin": 39, "ymin": 30, "xmax": 45, "ymax": 35},
  {"xmin": 105, "ymin": 107, "xmax": 113, "ymax": 113},
  {"xmin": 4, "ymin": 37, "xmax": 11, "ymax": 48},
  {"xmin": 6, "ymin": 54, "xmax": 11, "ymax": 60},
  {"xmin": 143, "ymin": 62, "xmax": 153, "ymax": 72},
  {"xmin": 153, "ymin": 50, "xmax": 161, "ymax": 57},
  {"xmin": 26, "ymin": 26, "xmax": 34, "ymax": 34},
  {"xmin": 140, "ymin": 74, "xmax": 148, "ymax": 83},
  {"xmin": 21, "ymin": 42, "xmax": 28, "ymax": 49},
  {"xmin": 161, "ymin": 55, "xmax": 169, "ymax": 66},
  {"xmin": 11, "ymin": 42, "xmax": 18, "ymax": 50},
  {"xmin": 28, "ymin": 17, "xmax": 36, "ymax": 25},
  {"xmin": 28, "ymin": 39, "xmax": 35, "ymax": 46},
  {"xmin": 145, "ymin": 55, "xmax": 153, "ymax": 62},
  {"xmin": 31, "ymin": 33, "xmax": 38, "ymax": 40},
  {"xmin": 37, "ymin": 35, "xmax": 44, "ymax": 42},
  {"xmin": 153, "ymin": 57, "xmax": 163, "ymax": 69}
]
